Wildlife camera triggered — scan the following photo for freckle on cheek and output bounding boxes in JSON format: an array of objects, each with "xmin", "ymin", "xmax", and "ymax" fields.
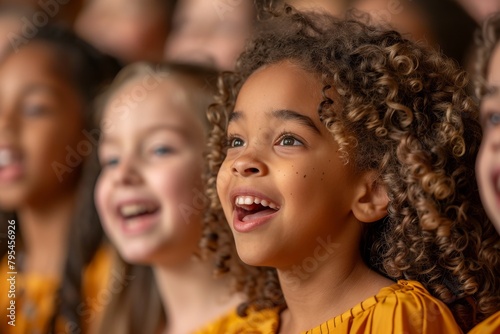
[{"xmin": 303, "ymin": 174, "xmax": 307, "ymax": 178}]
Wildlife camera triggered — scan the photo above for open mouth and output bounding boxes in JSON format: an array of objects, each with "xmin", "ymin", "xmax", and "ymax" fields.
[
  {"xmin": 119, "ymin": 202, "xmax": 160, "ymax": 220},
  {"xmin": 116, "ymin": 201, "xmax": 161, "ymax": 235},
  {"xmin": 234, "ymin": 195, "xmax": 280, "ymax": 222},
  {"xmin": 0, "ymin": 148, "xmax": 23, "ymax": 181}
]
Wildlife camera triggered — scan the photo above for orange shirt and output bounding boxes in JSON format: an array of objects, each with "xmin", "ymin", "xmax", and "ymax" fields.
[
  {"xmin": 194, "ymin": 307, "xmax": 280, "ymax": 334},
  {"xmin": 0, "ymin": 245, "xmax": 112, "ymax": 334},
  {"xmin": 221, "ymin": 280, "xmax": 462, "ymax": 334},
  {"xmin": 468, "ymin": 310, "xmax": 500, "ymax": 334}
]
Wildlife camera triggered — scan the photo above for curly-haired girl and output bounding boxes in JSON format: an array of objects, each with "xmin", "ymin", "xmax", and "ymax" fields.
[
  {"xmin": 203, "ymin": 6, "xmax": 500, "ymax": 333},
  {"xmin": 469, "ymin": 12, "xmax": 500, "ymax": 334}
]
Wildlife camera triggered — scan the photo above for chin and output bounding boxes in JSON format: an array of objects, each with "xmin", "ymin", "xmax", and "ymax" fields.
[
  {"xmin": 0, "ymin": 193, "xmax": 25, "ymax": 211},
  {"xmin": 118, "ymin": 245, "xmax": 158, "ymax": 266},
  {"xmin": 235, "ymin": 243, "xmax": 276, "ymax": 268}
]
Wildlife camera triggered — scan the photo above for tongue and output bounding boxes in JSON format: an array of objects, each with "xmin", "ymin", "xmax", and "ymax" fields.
[{"xmin": 242, "ymin": 208, "xmax": 276, "ymax": 222}]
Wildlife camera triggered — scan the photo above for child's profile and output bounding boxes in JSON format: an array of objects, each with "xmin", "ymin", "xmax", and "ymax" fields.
[{"xmin": 204, "ymin": 6, "xmax": 500, "ymax": 333}]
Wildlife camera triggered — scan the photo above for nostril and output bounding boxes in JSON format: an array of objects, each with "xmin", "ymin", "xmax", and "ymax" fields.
[{"xmin": 247, "ymin": 167, "xmax": 259, "ymax": 173}]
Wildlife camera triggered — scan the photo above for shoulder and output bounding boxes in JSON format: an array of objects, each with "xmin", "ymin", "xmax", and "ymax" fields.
[
  {"xmin": 468, "ymin": 310, "xmax": 500, "ymax": 334},
  {"xmin": 306, "ymin": 280, "xmax": 462, "ymax": 334},
  {"xmin": 82, "ymin": 242, "xmax": 115, "ymax": 296},
  {"xmin": 195, "ymin": 307, "xmax": 280, "ymax": 334},
  {"xmin": 369, "ymin": 280, "xmax": 461, "ymax": 333}
]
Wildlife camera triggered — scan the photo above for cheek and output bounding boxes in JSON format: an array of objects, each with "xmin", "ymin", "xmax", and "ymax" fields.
[
  {"xmin": 94, "ymin": 175, "xmax": 113, "ymax": 227},
  {"xmin": 151, "ymin": 160, "xmax": 204, "ymax": 209},
  {"xmin": 216, "ymin": 160, "xmax": 232, "ymax": 203}
]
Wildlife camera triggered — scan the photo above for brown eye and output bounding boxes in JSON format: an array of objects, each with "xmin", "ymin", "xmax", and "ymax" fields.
[
  {"xmin": 277, "ymin": 135, "xmax": 302, "ymax": 146},
  {"xmin": 229, "ymin": 137, "xmax": 244, "ymax": 148}
]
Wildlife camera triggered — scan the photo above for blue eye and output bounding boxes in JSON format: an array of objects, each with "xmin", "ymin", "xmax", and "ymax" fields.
[
  {"xmin": 153, "ymin": 146, "xmax": 174, "ymax": 156},
  {"xmin": 277, "ymin": 135, "xmax": 303, "ymax": 146},
  {"xmin": 228, "ymin": 137, "xmax": 245, "ymax": 148},
  {"xmin": 23, "ymin": 105, "xmax": 48, "ymax": 117},
  {"xmin": 101, "ymin": 157, "xmax": 119, "ymax": 168},
  {"xmin": 488, "ymin": 112, "xmax": 500, "ymax": 126}
]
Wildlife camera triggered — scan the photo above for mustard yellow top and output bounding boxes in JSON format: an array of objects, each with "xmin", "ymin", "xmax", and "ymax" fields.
[
  {"xmin": 468, "ymin": 310, "xmax": 500, "ymax": 334},
  {"xmin": 194, "ymin": 307, "xmax": 280, "ymax": 334},
  {"xmin": 219, "ymin": 280, "xmax": 462, "ymax": 334},
  {"xmin": 0, "ymin": 245, "xmax": 112, "ymax": 334}
]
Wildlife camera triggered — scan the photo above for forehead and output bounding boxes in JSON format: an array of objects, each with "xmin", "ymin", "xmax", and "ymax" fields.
[
  {"xmin": 102, "ymin": 78, "xmax": 204, "ymax": 135},
  {"xmin": 235, "ymin": 61, "xmax": 323, "ymax": 117},
  {"xmin": 0, "ymin": 42, "xmax": 83, "ymax": 105},
  {"xmin": 482, "ymin": 44, "xmax": 500, "ymax": 106},
  {"xmin": 174, "ymin": 0, "xmax": 254, "ymax": 22},
  {"xmin": 0, "ymin": 42, "xmax": 62, "ymax": 80}
]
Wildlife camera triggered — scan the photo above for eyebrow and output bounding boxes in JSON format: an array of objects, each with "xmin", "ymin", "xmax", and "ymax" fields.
[
  {"xmin": 100, "ymin": 124, "xmax": 190, "ymax": 146},
  {"xmin": 22, "ymin": 84, "xmax": 58, "ymax": 97},
  {"xmin": 228, "ymin": 109, "xmax": 320, "ymax": 134},
  {"xmin": 484, "ymin": 85, "xmax": 500, "ymax": 98}
]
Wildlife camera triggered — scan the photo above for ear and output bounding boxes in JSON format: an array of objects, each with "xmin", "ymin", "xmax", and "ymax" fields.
[{"xmin": 352, "ymin": 171, "xmax": 389, "ymax": 223}]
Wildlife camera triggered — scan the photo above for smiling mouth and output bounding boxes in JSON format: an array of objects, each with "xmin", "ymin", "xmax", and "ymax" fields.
[
  {"xmin": 119, "ymin": 203, "xmax": 160, "ymax": 220},
  {"xmin": 0, "ymin": 148, "xmax": 23, "ymax": 182},
  {"xmin": 234, "ymin": 195, "xmax": 280, "ymax": 222},
  {"xmin": 116, "ymin": 201, "xmax": 161, "ymax": 235}
]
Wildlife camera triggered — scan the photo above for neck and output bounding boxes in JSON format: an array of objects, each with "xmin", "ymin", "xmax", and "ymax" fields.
[
  {"xmin": 154, "ymin": 257, "xmax": 243, "ymax": 334},
  {"xmin": 17, "ymin": 190, "xmax": 77, "ymax": 277},
  {"xmin": 277, "ymin": 248, "xmax": 393, "ymax": 333}
]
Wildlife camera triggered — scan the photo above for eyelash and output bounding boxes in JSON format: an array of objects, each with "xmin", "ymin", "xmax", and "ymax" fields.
[
  {"xmin": 484, "ymin": 111, "xmax": 500, "ymax": 128},
  {"xmin": 225, "ymin": 132, "xmax": 305, "ymax": 148},
  {"xmin": 276, "ymin": 132, "xmax": 304, "ymax": 146},
  {"xmin": 226, "ymin": 135, "xmax": 244, "ymax": 148},
  {"xmin": 152, "ymin": 145, "xmax": 175, "ymax": 156},
  {"xmin": 100, "ymin": 157, "xmax": 119, "ymax": 168}
]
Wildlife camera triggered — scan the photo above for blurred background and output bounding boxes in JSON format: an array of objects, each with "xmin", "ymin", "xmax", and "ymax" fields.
[{"xmin": 0, "ymin": 0, "xmax": 498, "ymax": 71}]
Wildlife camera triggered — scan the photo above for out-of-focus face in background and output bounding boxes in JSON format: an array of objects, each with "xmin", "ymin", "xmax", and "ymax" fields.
[
  {"xmin": 0, "ymin": 12, "xmax": 23, "ymax": 57},
  {"xmin": 164, "ymin": 0, "xmax": 255, "ymax": 71},
  {"xmin": 352, "ymin": 0, "xmax": 435, "ymax": 45},
  {"xmin": 75, "ymin": 0, "xmax": 170, "ymax": 64},
  {"xmin": 287, "ymin": 0, "xmax": 347, "ymax": 17},
  {"xmin": 0, "ymin": 0, "xmax": 84, "ymax": 26},
  {"xmin": 0, "ymin": 43, "xmax": 85, "ymax": 210},
  {"xmin": 95, "ymin": 76, "xmax": 207, "ymax": 266}
]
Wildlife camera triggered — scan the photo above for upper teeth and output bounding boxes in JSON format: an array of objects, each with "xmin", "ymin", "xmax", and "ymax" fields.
[
  {"xmin": 120, "ymin": 203, "xmax": 156, "ymax": 217},
  {"xmin": 235, "ymin": 196, "xmax": 279, "ymax": 210},
  {"xmin": 0, "ymin": 149, "xmax": 14, "ymax": 167}
]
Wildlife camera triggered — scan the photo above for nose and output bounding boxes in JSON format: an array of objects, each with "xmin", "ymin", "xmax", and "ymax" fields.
[
  {"xmin": 0, "ymin": 106, "xmax": 19, "ymax": 136},
  {"xmin": 113, "ymin": 157, "xmax": 142, "ymax": 186},
  {"xmin": 231, "ymin": 150, "xmax": 268, "ymax": 177}
]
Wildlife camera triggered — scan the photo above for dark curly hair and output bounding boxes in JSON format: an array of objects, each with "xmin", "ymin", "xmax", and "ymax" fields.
[{"xmin": 202, "ymin": 5, "xmax": 500, "ymax": 331}]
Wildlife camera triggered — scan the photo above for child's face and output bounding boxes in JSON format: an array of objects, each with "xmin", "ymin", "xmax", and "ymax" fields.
[
  {"xmin": 217, "ymin": 61, "xmax": 363, "ymax": 269},
  {"xmin": 477, "ymin": 43, "xmax": 500, "ymax": 234},
  {"xmin": 75, "ymin": 0, "xmax": 168, "ymax": 63},
  {"xmin": 164, "ymin": 0, "xmax": 254, "ymax": 71},
  {"xmin": 0, "ymin": 43, "xmax": 85, "ymax": 210},
  {"xmin": 95, "ymin": 77, "xmax": 206, "ymax": 265}
]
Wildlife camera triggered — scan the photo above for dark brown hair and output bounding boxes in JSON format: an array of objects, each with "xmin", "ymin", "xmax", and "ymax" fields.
[{"xmin": 203, "ymin": 5, "xmax": 500, "ymax": 331}]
